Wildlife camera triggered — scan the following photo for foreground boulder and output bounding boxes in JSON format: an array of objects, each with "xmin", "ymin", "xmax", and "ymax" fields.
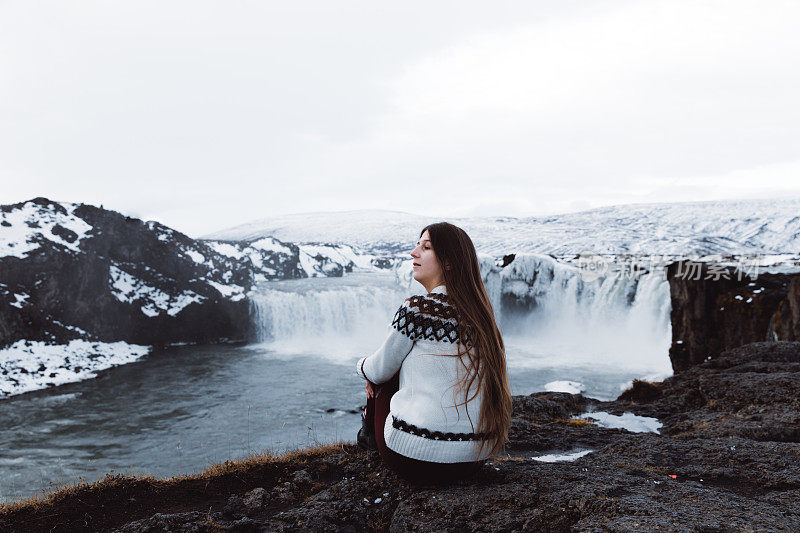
[{"xmin": 2, "ymin": 341, "xmax": 798, "ymax": 531}]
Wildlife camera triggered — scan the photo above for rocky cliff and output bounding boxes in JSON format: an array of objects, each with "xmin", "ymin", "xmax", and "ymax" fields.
[
  {"xmin": 667, "ymin": 259, "xmax": 800, "ymax": 372},
  {"xmin": 1, "ymin": 197, "xmax": 250, "ymax": 349}
]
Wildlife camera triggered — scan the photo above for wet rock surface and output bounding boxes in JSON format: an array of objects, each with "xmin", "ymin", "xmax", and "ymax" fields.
[{"xmin": 3, "ymin": 341, "xmax": 798, "ymax": 532}]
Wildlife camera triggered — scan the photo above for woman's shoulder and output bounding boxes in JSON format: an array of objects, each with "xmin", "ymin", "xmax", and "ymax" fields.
[
  {"xmin": 398, "ymin": 292, "xmax": 457, "ymax": 320},
  {"xmin": 392, "ymin": 293, "xmax": 467, "ymax": 344}
]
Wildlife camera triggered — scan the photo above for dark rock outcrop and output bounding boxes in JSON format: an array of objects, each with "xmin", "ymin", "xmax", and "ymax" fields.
[
  {"xmin": 0, "ymin": 198, "xmax": 255, "ymax": 349},
  {"xmin": 667, "ymin": 259, "xmax": 800, "ymax": 372},
  {"xmin": 3, "ymin": 341, "xmax": 798, "ymax": 531}
]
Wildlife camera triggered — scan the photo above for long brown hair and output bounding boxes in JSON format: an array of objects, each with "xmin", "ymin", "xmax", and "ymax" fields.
[{"xmin": 420, "ymin": 222, "xmax": 512, "ymax": 459}]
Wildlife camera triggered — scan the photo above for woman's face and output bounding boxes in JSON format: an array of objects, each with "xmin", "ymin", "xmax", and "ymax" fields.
[{"xmin": 411, "ymin": 229, "xmax": 445, "ymax": 289}]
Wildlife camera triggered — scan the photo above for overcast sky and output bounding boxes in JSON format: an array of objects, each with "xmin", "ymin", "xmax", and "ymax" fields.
[{"xmin": 2, "ymin": 0, "xmax": 799, "ymax": 238}]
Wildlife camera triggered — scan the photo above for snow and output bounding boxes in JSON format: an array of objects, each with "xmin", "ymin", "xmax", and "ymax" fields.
[
  {"xmin": 50, "ymin": 320, "xmax": 89, "ymax": 336},
  {"xmin": 0, "ymin": 200, "xmax": 93, "ymax": 258},
  {"xmin": 185, "ymin": 249, "xmax": 205, "ymax": 264},
  {"xmin": 10, "ymin": 293, "xmax": 29, "ymax": 309},
  {"xmin": 298, "ymin": 243, "xmax": 373, "ymax": 270},
  {"xmin": 109, "ymin": 265, "xmax": 206, "ymax": 316},
  {"xmin": 531, "ymin": 449, "xmax": 594, "ymax": 462},
  {"xmin": 206, "ymin": 279, "xmax": 246, "ymax": 301},
  {"xmin": 544, "ymin": 380, "xmax": 585, "ymax": 394},
  {"xmin": 249, "ymin": 237, "xmax": 293, "ymax": 255},
  {"xmin": 148, "ymin": 222, "xmax": 175, "ymax": 243},
  {"xmin": 206, "ymin": 241, "xmax": 245, "ymax": 260},
  {"xmin": 205, "ymin": 238, "xmax": 310, "ymax": 280},
  {"xmin": 166, "ymin": 291, "xmax": 207, "ymax": 316},
  {"xmin": 140, "ymin": 304, "xmax": 160, "ymax": 317},
  {"xmin": 297, "ymin": 247, "xmax": 344, "ymax": 277},
  {"xmin": 298, "ymin": 250, "xmax": 322, "ymax": 278},
  {"xmin": 0, "ymin": 339, "xmax": 151, "ymax": 398},
  {"xmin": 575, "ymin": 411, "xmax": 663, "ymax": 433},
  {"xmin": 199, "ymin": 198, "xmax": 800, "ymax": 261}
]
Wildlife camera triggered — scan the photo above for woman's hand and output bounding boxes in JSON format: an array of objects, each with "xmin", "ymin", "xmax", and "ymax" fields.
[{"xmin": 366, "ymin": 380, "xmax": 376, "ymax": 398}]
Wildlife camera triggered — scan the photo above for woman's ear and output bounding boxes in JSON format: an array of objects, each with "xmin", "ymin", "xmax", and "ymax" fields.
[{"xmin": 444, "ymin": 260, "xmax": 452, "ymax": 270}]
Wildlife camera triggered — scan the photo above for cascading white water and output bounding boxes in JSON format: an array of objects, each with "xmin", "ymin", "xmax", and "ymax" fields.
[
  {"xmin": 248, "ymin": 271, "xmax": 411, "ymax": 361},
  {"xmin": 480, "ymin": 254, "xmax": 673, "ymax": 377},
  {"xmin": 248, "ymin": 255, "xmax": 673, "ymax": 379}
]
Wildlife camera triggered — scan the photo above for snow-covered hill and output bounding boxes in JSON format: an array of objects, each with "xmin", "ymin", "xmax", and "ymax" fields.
[{"xmin": 202, "ymin": 198, "xmax": 800, "ymax": 258}]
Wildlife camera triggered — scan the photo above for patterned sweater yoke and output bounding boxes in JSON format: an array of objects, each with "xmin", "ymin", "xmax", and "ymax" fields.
[
  {"xmin": 391, "ymin": 291, "xmax": 471, "ymax": 345},
  {"xmin": 356, "ymin": 284, "xmax": 490, "ymax": 464}
]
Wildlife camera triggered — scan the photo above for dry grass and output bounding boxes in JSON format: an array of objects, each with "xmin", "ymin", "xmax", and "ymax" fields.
[
  {"xmin": 495, "ymin": 456, "xmax": 527, "ymax": 463},
  {"xmin": 0, "ymin": 439, "xmax": 354, "ymax": 515},
  {"xmin": 555, "ymin": 418, "xmax": 594, "ymax": 427}
]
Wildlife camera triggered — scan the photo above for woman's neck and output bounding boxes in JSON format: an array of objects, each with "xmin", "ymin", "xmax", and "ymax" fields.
[{"xmin": 424, "ymin": 281, "xmax": 445, "ymax": 294}]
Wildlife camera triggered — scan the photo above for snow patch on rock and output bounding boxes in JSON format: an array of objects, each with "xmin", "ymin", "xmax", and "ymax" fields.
[
  {"xmin": 206, "ymin": 279, "xmax": 246, "ymax": 302},
  {"xmin": 250, "ymin": 237, "xmax": 293, "ymax": 255},
  {"xmin": 575, "ymin": 410, "xmax": 663, "ymax": 434},
  {"xmin": 10, "ymin": 293, "xmax": 29, "ymax": 309},
  {"xmin": 0, "ymin": 200, "xmax": 92, "ymax": 259},
  {"xmin": 531, "ymin": 449, "xmax": 594, "ymax": 462},
  {"xmin": 109, "ymin": 265, "xmax": 205, "ymax": 316}
]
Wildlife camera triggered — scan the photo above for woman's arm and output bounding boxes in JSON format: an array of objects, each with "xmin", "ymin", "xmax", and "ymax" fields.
[{"xmin": 356, "ymin": 298, "xmax": 416, "ymax": 384}]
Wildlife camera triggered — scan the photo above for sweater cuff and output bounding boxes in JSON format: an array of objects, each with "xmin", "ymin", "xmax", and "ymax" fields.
[{"xmin": 356, "ymin": 356, "xmax": 370, "ymax": 381}]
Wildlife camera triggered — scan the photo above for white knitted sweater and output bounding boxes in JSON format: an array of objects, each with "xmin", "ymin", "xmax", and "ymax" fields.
[{"xmin": 356, "ymin": 284, "xmax": 492, "ymax": 463}]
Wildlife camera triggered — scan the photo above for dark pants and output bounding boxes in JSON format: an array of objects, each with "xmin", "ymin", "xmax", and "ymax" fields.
[{"xmin": 365, "ymin": 371, "xmax": 486, "ymax": 483}]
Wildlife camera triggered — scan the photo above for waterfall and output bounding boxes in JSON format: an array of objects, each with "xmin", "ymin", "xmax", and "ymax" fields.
[
  {"xmin": 478, "ymin": 253, "xmax": 672, "ymax": 376},
  {"xmin": 247, "ymin": 256, "xmax": 673, "ymax": 377},
  {"xmin": 248, "ymin": 272, "xmax": 410, "ymax": 360},
  {"xmin": 404, "ymin": 253, "xmax": 671, "ymax": 375}
]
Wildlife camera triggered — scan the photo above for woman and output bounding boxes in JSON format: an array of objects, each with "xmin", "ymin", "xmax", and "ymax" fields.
[{"xmin": 356, "ymin": 222, "xmax": 512, "ymax": 483}]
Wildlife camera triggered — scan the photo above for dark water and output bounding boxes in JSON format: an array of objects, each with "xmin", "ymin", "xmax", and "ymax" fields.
[
  {"xmin": 0, "ymin": 344, "xmax": 365, "ymax": 503},
  {"xmin": 0, "ymin": 340, "xmax": 663, "ymax": 503}
]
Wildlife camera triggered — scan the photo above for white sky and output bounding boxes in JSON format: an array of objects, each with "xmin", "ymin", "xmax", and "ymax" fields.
[{"xmin": 2, "ymin": 0, "xmax": 799, "ymax": 238}]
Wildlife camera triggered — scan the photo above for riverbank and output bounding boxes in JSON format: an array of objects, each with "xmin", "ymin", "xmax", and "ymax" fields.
[{"xmin": 2, "ymin": 340, "xmax": 797, "ymax": 532}]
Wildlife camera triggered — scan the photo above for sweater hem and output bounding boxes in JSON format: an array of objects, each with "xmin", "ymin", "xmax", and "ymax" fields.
[{"xmin": 383, "ymin": 413, "xmax": 491, "ymax": 463}]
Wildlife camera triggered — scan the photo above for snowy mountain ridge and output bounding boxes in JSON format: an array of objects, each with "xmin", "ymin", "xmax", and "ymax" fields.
[{"xmin": 202, "ymin": 197, "xmax": 800, "ymax": 257}]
